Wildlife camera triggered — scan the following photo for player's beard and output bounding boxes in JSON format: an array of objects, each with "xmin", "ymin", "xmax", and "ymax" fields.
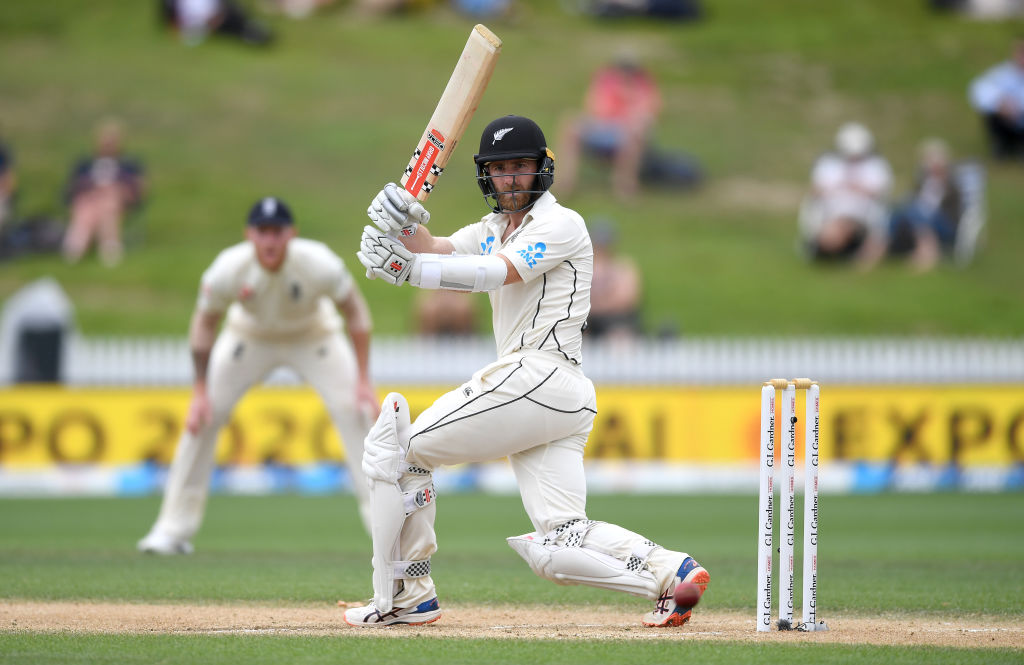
[{"xmin": 496, "ymin": 188, "xmax": 531, "ymax": 212}]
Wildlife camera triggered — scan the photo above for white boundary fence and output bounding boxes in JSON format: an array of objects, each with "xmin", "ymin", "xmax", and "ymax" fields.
[{"xmin": 15, "ymin": 334, "xmax": 1024, "ymax": 386}]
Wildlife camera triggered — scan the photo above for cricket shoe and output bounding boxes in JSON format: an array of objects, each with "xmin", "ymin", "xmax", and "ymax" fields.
[
  {"xmin": 344, "ymin": 597, "xmax": 441, "ymax": 627},
  {"xmin": 136, "ymin": 531, "xmax": 194, "ymax": 555},
  {"xmin": 641, "ymin": 556, "xmax": 709, "ymax": 627}
]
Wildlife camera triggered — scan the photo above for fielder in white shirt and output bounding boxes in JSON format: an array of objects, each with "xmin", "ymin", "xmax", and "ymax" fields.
[
  {"xmin": 349, "ymin": 115, "xmax": 708, "ymax": 628},
  {"xmin": 137, "ymin": 197, "xmax": 378, "ymax": 555}
]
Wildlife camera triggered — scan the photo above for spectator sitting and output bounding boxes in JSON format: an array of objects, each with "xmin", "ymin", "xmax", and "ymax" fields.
[
  {"xmin": 557, "ymin": 51, "xmax": 663, "ymax": 200},
  {"xmin": 159, "ymin": 0, "xmax": 273, "ymax": 46},
  {"xmin": 270, "ymin": 0, "xmax": 337, "ymax": 18},
  {"xmin": 585, "ymin": 220, "xmax": 642, "ymax": 340},
  {"xmin": 350, "ymin": 0, "xmax": 437, "ymax": 15},
  {"xmin": 415, "ymin": 290, "xmax": 477, "ymax": 337},
  {"xmin": 62, "ymin": 120, "xmax": 146, "ymax": 267},
  {"xmin": 969, "ymin": 38, "xmax": 1024, "ymax": 160},
  {"xmin": 0, "ymin": 139, "xmax": 15, "ymax": 235},
  {"xmin": 575, "ymin": 0, "xmax": 703, "ymax": 20},
  {"xmin": 798, "ymin": 122, "xmax": 893, "ymax": 268},
  {"xmin": 452, "ymin": 0, "xmax": 513, "ymax": 17},
  {"xmin": 887, "ymin": 139, "xmax": 964, "ymax": 273}
]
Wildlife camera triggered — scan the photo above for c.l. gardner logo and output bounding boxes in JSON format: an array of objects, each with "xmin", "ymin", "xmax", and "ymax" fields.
[
  {"xmin": 480, "ymin": 236, "xmax": 495, "ymax": 255},
  {"xmin": 517, "ymin": 242, "xmax": 546, "ymax": 268}
]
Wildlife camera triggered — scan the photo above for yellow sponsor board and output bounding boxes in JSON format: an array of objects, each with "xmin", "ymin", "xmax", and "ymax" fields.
[{"xmin": 0, "ymin": 385, "xmax": 1022, "ymax": 467}]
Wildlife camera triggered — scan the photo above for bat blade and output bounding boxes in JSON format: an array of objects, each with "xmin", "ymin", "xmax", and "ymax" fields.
[{"xmin": 401, "ymin": 24, "xmax": 502, "ymax": 202}]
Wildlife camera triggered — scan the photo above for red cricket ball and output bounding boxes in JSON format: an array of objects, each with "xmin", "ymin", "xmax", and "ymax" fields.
[{"xmin": 673, "ymin": 582, "xmax": 702, "ymax": 608}]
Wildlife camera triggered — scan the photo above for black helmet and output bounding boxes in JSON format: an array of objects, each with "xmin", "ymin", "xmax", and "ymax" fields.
[
  {"xmin": 246, "ymin": 196, "xmax": 294, "ymax": 226},
  {"xmin": 473, "ymin": 115, "xmax": 555, "ymax": 213}
]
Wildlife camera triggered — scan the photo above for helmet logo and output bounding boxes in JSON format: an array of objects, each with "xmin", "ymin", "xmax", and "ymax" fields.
[
  {"xmin": 261, "ymin": 197, "xmax": 276, "ymax": 216},
  {"xmin": 492, "ymin": 127, "xmax": 514, "ymax": 144}
]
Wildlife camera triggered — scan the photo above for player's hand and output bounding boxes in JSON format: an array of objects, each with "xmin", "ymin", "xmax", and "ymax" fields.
[
  {"xmin": 185, "ymin": 390, "xmax": 212, "ymax": 435},
  {"xmin": 357, "ymin": 225, "xmax": 417, "ymax": 286},
  {"xmin": 355, "ymin": 379, "xmax": 380, "ymax": 425},
  {"xmin": 367, "ymin": 183, "xmax": 430, "ymax": 238}
]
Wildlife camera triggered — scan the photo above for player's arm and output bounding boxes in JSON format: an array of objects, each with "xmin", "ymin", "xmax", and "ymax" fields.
[
  {"xmin": 184, "ymin": 307, "xmax": 222, "ymax": 435},
  {"xmin": 498, "ymin": 255, "xmax": 521, "ymax": 285},
  {"xmin": 336, "ymin": 287, "xmax": 379, "ymax": 420}
]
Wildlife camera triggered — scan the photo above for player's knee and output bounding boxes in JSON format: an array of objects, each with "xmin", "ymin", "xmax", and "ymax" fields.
[{"xmin": 363, "ymin": 392, "xmax": 412, "ymax": 484}]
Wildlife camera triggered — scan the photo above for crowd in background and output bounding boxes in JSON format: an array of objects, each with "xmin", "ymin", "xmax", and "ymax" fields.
[
  {"xmin": 0, "ymin": 120, "xmax": 146, "ymax": 267},
  {"xmin": 0, "ymin": 1, "xmax": 1019, "ymax": 343}
]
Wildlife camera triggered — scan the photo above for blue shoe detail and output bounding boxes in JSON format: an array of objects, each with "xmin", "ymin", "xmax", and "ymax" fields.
[
  {"xmin": 677, "ymin": 556, "xmax": 700, "ymax": 579},
  {"xmin": 344, "ymin": 596, "xmax": 442, "ymax": 627}
]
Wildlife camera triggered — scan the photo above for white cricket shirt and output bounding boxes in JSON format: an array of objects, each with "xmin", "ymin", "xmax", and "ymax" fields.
[
  {"xmin": 448, "ymin": 192, "xmax": 593, "ymax": 364},
  {"xmin": 197, "ymin": 237, "xmax": 354, "ymax": 340}
]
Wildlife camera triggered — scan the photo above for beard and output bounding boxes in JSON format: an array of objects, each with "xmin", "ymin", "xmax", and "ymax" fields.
[{"xmin": 496, "ymin": 188, "xmax": 532, "ymax": 212}]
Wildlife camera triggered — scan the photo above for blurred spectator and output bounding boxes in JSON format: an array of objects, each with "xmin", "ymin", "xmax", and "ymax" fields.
[
  {"xmin": 557, "ymin": 51, "xmax": 663, "ymax": 200},
  {"xmin": 931, "ymin": 0, "xmax": 1024, "ymax": 18},
  {"xmin": 159, "ymin": 0, "xmax": 273, "ymax": 46},
  {"xmin": 415, "ymin": 290, "xmax": 478, "ymax": 337},
  {"xmin": 798, "ymin": 122, "xmax": 893, "ymax": 268},
  {"xmin": 586, "ymin": 220, "xmax": 642, "ymax": 340},
  {"xmin": 351, "ymin": 0, "xmax": 437, "ymax": 15},
  {"xmin": 567, "ymin": 0, "xmax": 703, "ymax": 20},
  {"xmin": 62, "ymin": 120, "xmax": 146, "ymax": 267},
  {"xmin": 969, "ymin": 39, "xmax": 1024, "ymax": 160},
  {"xmin": 0, "ymin": 138, "xmax": 15, "ymax": 234},
  {"xmin": 271, "ymin": 0, "xmax": 337, "ymax": 18},
  {"xmin": 558, "ymin": 53, "xmax": 702, "ymax": 200},
  {"xmin": 887, "ymin": 139, "xmax": 965, "ymax": 272},
  {"xmin": 452, "ymin": 0, "xmax": 513, "ymax": 17}
]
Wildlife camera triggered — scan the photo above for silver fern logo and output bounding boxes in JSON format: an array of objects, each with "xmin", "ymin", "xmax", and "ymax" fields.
[{"xmin": 492, "ymin": 127, "xmax": 514, "ymax": 144}]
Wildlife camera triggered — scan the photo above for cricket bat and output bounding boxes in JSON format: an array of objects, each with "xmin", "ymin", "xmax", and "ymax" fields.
[{"xmin": 400, "ymin": 24, "xmax": 502, "ymax": 202}]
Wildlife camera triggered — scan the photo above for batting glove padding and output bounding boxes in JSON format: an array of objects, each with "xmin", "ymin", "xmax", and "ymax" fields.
[
  {"xmin": 367, "ymin": 183, "xmax": 430, "ymax": 238},
  {"xmin": 358, "ymin": 226, "xmax": 417, "ymax": 285}
]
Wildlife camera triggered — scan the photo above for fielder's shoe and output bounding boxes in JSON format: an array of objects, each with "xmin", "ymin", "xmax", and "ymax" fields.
[
  {"xmin": 641, "ymin": 556, "xmax": 709, "ymax": 627},
  {"xmin": 344, "ymin": 597, "xmax": 441, "ymax": 627},
  {"xmin": 136, "ymin": 532, "xmax": 194, "ymax": 555}
]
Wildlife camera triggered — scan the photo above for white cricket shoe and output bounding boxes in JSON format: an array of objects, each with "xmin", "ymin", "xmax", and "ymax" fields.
[
  {"xmin": 641, "ymin": 556, "xmax": 709, "ymax": 627},
  {"xmin": 344, "ymin": 597, "xmax": 441, "ymax": 627},
  {"xmin": 137, "ymin": 531, "xmax": 194, "ymax": 555}
]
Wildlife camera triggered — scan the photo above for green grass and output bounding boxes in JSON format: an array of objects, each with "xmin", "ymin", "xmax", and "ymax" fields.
[
  {"xmin": 1, "ymin": 1, "xmax": 1023, "ymax": 336},
  {"xmin": 1, "ymin": 633, "xmax": 1021, "ymax": 665},
  {"xmin": 1, "ymin": 493, "xmax": 1023, "ymax": 663}
]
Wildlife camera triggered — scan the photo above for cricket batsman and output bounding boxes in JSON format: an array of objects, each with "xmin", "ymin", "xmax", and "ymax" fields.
[{"xmin": 349, "ymin": 115, "xmax": 709, "ymax": 627}]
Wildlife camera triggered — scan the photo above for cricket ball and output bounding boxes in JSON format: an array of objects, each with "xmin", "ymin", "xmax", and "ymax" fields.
[{"xmin": 673, "ymin": 582, "xmax": 702, "ymax": 608}]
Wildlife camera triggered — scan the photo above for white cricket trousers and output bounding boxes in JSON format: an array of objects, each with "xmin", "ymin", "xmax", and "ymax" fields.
[
  {"xmin": 147, "ymin": 326, "xmax": 371, "ymax": 543},
  {"xmin": 394, "ymin": 350, "xmax": 687, "ymax": 602},
  {"xmin": 410, "ymin": 350, "xmax": 596, "ymax": 534}
]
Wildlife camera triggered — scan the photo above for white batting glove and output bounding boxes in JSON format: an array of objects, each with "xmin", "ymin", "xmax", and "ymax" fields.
[
  {"xmin": 357, "ymin": 225, "xmax": 417, "ymax": 286},
  {"xmin": 367, "ymin": 183, "xmax": 430, "ymax": 237}
]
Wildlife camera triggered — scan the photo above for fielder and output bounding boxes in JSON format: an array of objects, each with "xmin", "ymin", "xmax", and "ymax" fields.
[
  {"xmin": 348, "ymin": 115, "xmax": 709, "ymax": 627},
  {"xmin": 138, "ymin": 197, "xmax": 378, "ymax": 555}
]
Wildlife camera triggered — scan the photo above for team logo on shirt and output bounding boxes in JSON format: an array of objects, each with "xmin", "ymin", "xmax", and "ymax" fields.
[
  {"xmin": 480, "ymin": 236, "xmax": 495, "ymax": 255},
  {"xmin": 291, "ymin": 283, "xmax": 301, "ymax": 301},
  {"xmin": 517, "ymin": 242, "xmax": 546, "ymax": 268}
]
